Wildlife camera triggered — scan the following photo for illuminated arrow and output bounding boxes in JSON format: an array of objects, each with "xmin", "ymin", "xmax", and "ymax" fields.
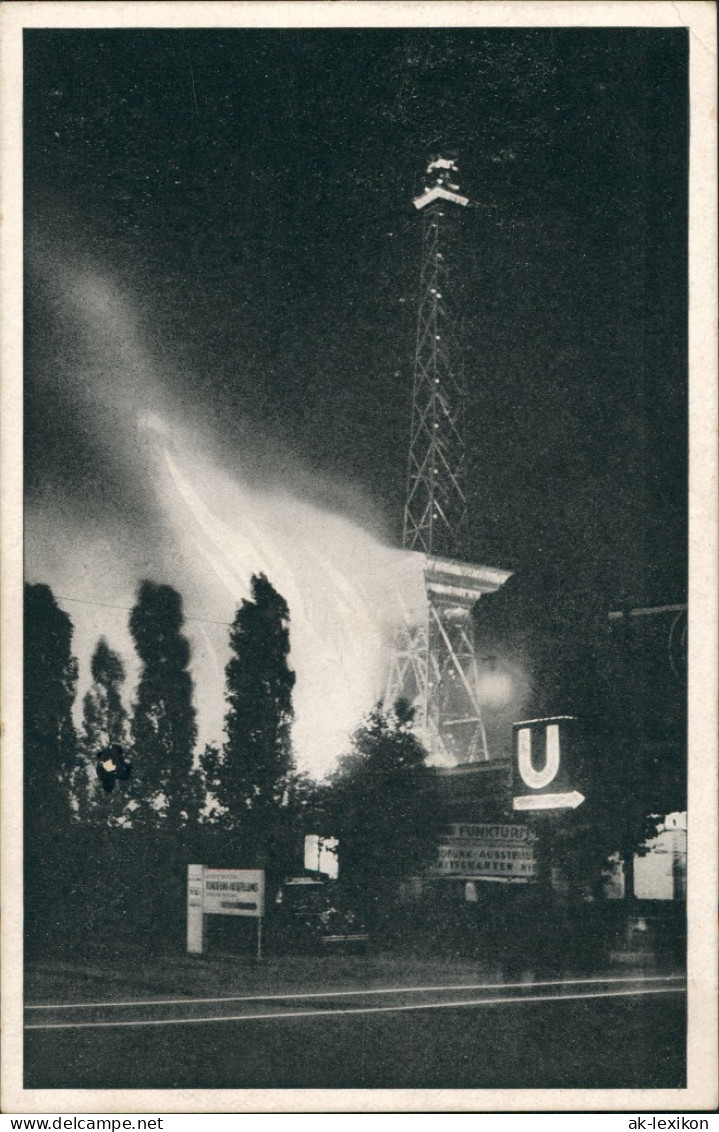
[{"xmin": 513, "ymin": 791, "xmax": 585, "ymax": 812}]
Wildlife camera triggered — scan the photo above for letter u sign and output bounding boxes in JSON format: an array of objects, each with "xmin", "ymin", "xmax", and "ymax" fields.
[{"xmin": 517, "ymin": 723, "xmax": 560, "ymax": 790}]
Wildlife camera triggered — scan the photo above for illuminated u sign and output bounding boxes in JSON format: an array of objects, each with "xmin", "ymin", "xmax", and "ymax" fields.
[{"xmin": 517, "ymin": 723, "xmax": 560, "ymax": 790}]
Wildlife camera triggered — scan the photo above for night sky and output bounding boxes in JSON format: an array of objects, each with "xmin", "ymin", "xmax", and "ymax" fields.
[{"xmin": 24, "ymin": 27, "xmax": 688, "ymax": 773}]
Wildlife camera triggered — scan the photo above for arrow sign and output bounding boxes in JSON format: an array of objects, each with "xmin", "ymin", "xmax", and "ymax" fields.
[{"xmin": 513, "ymin": 791, "xmax": 585, "ymax": 812}]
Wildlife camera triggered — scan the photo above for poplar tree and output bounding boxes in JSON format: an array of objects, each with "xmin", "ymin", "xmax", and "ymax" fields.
[
  {"xmin": 211, "ymin": 573, "xmax": 296, "ymax": 837},
  {"xmin": 24, "ymin": 583, "xmax": 78, "ymax": 954},
  {"xmin": 129, "ymin": 581, "xmax": 199, "ymax": 829},
  {"xmin": 24, "ymin": 582, "xmax": 78, "ymax": 828},
  {"xmin": 82, "ymin": 638, "xmax": 128, "ymax": 753},
  {"xmin": 77, "ymin": 638, "xmax": 130, "ymax": 822}
]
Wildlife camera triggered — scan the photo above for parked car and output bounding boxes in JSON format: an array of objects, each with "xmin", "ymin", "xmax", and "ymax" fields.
[{"xmin": 270, "ymin": 875, "xmax": 368, "ymax": 954}]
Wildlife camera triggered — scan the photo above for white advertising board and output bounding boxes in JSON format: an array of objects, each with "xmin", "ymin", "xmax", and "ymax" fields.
[
  {"xmin": 187, "ymin": 865, "xmax": 266, "ymax": 956},
  {"xmin": 203, "ymin": 868, "xmax": 265, "ymax": 917},
  {"xmin": 433, "ymin": 822, "xmax": 538, "ymax": 881}
]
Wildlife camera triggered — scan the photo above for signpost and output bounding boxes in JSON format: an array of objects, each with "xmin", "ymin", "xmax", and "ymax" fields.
[
  {"xmin": 187, "ymin": 866, "xmax": 265, "ymax": 958},
  {"xmin": 511, "ymin": 716, "xmax": 586, "ymax": 896},
  {"xmin": 187, "ymin": 864, "xmax": 205, "ymax": 954},
  {"xmin": 512, "ymin": 716, "xmax": 584, "ymax": 813}
]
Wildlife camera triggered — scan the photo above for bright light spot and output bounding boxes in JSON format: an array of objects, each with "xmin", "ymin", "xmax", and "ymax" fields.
[
  {"xmin": 304, "ymin": 835, "xmax": 339, "ymax": 878},
  {"xmin": 476, "ymin": 667, "xmax": 514, "ymax": 707}
]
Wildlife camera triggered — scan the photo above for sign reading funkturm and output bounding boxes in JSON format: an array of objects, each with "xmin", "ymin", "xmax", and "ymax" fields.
[
  {"xmin": 434, "ymin": 822, "xmax": 539, "ymax": 882},
  {"xmin": 512, "ymin": 716, "xmax": 585, "ymax": 813}
]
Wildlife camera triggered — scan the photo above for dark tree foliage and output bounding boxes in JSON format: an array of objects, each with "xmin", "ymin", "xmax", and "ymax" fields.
[
  {"xmin": 24, "ymin": 583, "xmax": 79, "ymax": 957},
  {"xmin": 268, "ymin": 768, "xmax": 326, "ymax": 881},
  {"xmin": 75, "ymin": 638, "xmax": 130, "ymax": 823},
  {"xmin": 24, "ymin": 583, "xmax": 78, "ymax": 827},
  {"xmin": 325, "ymin": 701, "xmax": 441, "ymax": 928},
  {"xmin": 82, "ymin": 637, "xmax": 128, "ymax": 752},
  {"xmin": 129, "ymin": 581, "xmax": 199, "ymax": 828},
  {"xmin": 215, "ymin": 573, "xmax": 296, "ymax": 833},
  {"xmin": 473, "ymin": 568, "xmax": 686, "ymax": 891},
  {"xmin": 198, "ymin": 742, "xmax": 224, "ymax": 824},
  {"xmin": 200, "ymin": 754, "xmax": 318, "ymax": 894}
]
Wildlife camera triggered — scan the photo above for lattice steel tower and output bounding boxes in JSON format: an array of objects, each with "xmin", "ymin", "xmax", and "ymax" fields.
[
  {"xmin": 404, "ymin": 155, "xmax": 469, "ymax": 557},
  {"xmin": 385, "ymin": 156, "xmax": 510, "ymax": 765}
]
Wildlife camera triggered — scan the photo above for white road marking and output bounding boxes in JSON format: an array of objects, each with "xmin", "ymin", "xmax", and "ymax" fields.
[
  {"xmin": 25, "ymin": 983, "xmax": 685, "ymax": 1031},
  {"xmin": 26, "ymin": 972, "xmax": 684, "ymax": 1012}
]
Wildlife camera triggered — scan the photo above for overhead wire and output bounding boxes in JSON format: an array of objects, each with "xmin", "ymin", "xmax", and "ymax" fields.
[{"xmin": 53, "ymin": 593, "xmax": 233, "ymax": 629}]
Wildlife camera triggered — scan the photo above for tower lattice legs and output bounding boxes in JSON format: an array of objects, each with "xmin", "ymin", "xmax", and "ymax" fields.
[{"xmin": 386, "ymin": 156, "xmax": 511, "ymax": 764}]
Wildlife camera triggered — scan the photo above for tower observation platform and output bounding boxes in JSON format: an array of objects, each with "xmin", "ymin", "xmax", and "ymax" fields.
[{"xmin": 384, "ymin": 156, "xmax": 511, "ymax": 765}]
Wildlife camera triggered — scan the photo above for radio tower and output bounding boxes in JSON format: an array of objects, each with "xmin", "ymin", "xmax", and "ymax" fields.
[
  {"xmin": 385, "ymin": 155, "xmax": 510, "ymax": 765},
  {"xmin": 403, "ymin": 155, "xmax": 469, "ymax": 556}
]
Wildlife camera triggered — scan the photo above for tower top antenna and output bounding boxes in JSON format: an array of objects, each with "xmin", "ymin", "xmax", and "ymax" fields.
[{"xmin": 414, "ymin": 153, "xmax": 469, "ymax": 211}]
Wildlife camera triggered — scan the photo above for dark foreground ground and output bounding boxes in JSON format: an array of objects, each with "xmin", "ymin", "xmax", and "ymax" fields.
[{"xmin": 24, "ymin": 949, "xmax": 685, "ymax": 1091}]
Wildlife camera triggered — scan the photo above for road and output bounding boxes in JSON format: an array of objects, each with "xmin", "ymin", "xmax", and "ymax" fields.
[{"xmin": 25, "ymin": 973, "xmax": 685, "ymax": 1090}]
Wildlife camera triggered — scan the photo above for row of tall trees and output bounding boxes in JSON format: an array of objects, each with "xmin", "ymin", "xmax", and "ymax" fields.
[
  {"xmin": 25, "ymin": 574, "xmax": 437, "ymax": 957},
  {"xmin": 26, "ymin": 574, "xmax": 296, "ymax": 837},
  {"xmin": 24, "ymin": 574, "xmax": 303, "ymax": 956}
]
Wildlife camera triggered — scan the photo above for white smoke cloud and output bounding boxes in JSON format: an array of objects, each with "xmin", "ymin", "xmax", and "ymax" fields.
[
  {"xmin": 26, "ymin": 252, "xmax": 427, "ymax": 777},
  {"xmin": 138, "ymin": 426, "xmax": 426, "ymax": 774}
]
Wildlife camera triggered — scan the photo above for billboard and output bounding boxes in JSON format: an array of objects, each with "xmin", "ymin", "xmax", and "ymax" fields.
[
  {"xmin": 433, "ymin": 822, "xmax": 538, "ymax": 882},
  {"xmin": 202, "ymin": 868, "xmax": 265, "ymax": 917},
  {"xmin": 187, "ymin": 866, "xmax": 266, "ymax": 956}
]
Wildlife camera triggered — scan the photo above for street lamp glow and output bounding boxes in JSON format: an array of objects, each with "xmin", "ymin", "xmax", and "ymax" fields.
[{"xmin": 476, "ymin": 666, "xmax": 514, "ymax": 707}]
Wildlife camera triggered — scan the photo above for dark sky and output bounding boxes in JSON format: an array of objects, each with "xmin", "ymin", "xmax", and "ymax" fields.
[{"xmin": 25, "ymin": 26, "xmax": 688, "ymax": 608}]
